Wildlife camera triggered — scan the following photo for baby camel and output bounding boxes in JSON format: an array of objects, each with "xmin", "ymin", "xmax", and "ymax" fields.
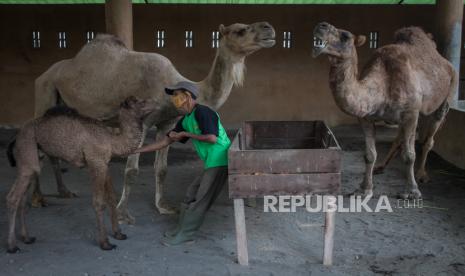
[{"xmin": 6, "ymin": 96, "xmax": 154, "ymax": 253}]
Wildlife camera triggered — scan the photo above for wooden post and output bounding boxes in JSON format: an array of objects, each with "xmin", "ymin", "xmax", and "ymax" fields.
[
  {"xmin": 105, "ymin": 0, "xmax": 133, "ymax": 50},
  {"xmin": 234, "ymin": 198, "xmax": 249, "ymax": 266},
  {"xmin": 323, "ymin": 204, "xmax": 335, "ymax": 265},
  {"xmin": 435, "ymin": 0, "xmax": 463, "ymax": 103}
]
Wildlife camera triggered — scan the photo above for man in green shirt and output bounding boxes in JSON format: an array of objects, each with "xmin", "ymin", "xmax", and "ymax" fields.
[{"xmin": 135, "ymin": 81, "xmax": 231, "ymax": 246}]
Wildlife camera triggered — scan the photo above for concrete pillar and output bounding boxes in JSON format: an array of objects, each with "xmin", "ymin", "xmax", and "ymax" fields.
[
  {"xmin": 435, "ymin": 0, "xmax": 463, "ymax": 103},
  {"xmin": 105, "ymin": 0, "xmax": 133, "ymax": 50}
]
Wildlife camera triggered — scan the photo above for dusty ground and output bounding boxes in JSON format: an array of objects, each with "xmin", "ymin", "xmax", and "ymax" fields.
[{"xmin": 0, "ymin": 125, "xmax": 464, "ymax": 276}]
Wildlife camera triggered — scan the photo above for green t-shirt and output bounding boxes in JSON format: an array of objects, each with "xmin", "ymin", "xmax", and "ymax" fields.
[{"xmin": 173, "ymin": 104, "xmax": 231, "ymax": 169}]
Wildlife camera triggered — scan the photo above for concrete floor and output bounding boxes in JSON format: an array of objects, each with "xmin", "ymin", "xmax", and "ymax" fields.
[{"xmin": 0, "ymin": 125, "xmax": 464, "ymax": 276}]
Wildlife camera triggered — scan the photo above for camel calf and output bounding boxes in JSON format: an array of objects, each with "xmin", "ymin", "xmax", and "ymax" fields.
[{"xmin": 6, "ymin": 96, "xmax": 155, "ymax": 253}]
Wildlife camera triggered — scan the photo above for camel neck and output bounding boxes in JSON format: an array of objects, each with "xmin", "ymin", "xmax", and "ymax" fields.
[
  {"xmin": 110, "ymin": 115, "xmax": 144, "ymax": 156},
  {"xmin": 197, "ymin": 48, "xmax": 245, "ymax": 110},
  {"xmin": 328, "ymin": 53, "xmax": 377, "ymax": 118}
]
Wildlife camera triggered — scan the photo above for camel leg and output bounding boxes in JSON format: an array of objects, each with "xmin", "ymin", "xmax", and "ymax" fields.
[
  {"xmin": 355, "ymin": 119, "xmax": 377, "ymax": 197},
  {"xmin": 116, "ymin": 126, "xmax": 147, "ymax": 225},
  {"xmin": 154, "ymin": 122, "xmax": 177, "ymax": 215},
  {"xmin": 89, "ymin": 163, "xmax": 115, "ymax": 250},
  {"xmin": 104, "ymin": 174, "xmax": 127, "ymax": 241},
  {"xmin": 155, "ymin": 144, "xmax": 177, "ymax": 214},
  {"xmin": 399, "ymin": 113, "xmax": 422, "ymax": 199},
  {"xmin": 50, "ymin": 156, "xmax": 77, "ymax": 198},
  {"xmin": 415, "ymin": 104, "xmax": 448, "ymax": 184},
  {"xmin": 31, "ymin": 156, "xmax": 47, "ymax": 207},
  {"xmin": 7, "ymin": 171, "xmax": 36, "ymax": 253},
  {"xmin": 374, "ymin": 130, "xmax": 401, "ymax": 175},
  {"xmin": 19, "ymin": 192, "xmax": 35, "ymax": 245}
]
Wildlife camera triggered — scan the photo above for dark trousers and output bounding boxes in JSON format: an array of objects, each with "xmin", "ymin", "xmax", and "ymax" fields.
[{"xmin": 184, "ymin": 166, "xmax": 228, "ymax": 214}]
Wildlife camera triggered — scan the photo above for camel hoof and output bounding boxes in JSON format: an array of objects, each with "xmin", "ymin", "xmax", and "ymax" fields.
[
  {"xmin": 113, "ymin": 232, "xmax": 127, "ymax": 240},
  {"xmin": 350, "ymin": 188, "xmax": 373, "ymax": 198},
  {"xmin": 117, "ymin": 209, "xmax": 136, "ymax": 225},
  {"xmin": 100, "ymin": 241, "xmax": 117, "ymax": 251},
  {"xmin": 31, "ymin": 197, "xmax": 48, "ymax": 208},
  {"xmin": 373, "ymin": 166, "xmax": 385, "ymax": 175},
  {"xmin": 398, "ymin": 189, "xmax": 422, "ymax": 200},
  {"xmin": 416, "ymin": 172, "xmax": 430, "ymax": 184},
  {"xmin": 7, "ymin": 246, "xmax": 20, "ymax": 254},
  {"xmin": 21, "ymin": 236, "xmax": 36, "ymax": 244},
  {"xmin": 58, "ymin": 190, "xmax": 78, "ymax": 198},
  {"xmin": 156, "ymin": 203, "xmax": 178, "ymax": 215}
]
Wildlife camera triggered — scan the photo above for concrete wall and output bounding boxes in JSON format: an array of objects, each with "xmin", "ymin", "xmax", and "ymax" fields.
[{"xmin": 0, "ymin": 4, "xmax": 446, "ymax": 128}]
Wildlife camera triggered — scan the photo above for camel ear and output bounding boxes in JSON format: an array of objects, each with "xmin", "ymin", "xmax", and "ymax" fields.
[
  {"xmin": 355, "ymin": 35, "xmax": 366, "ymax": 47},
  {"xmin": 219, "ymin": 24, "xmax": 229, "ymax": 36},
  {"xmin": 427, "ymin": 32, "xmax": 434, "ymax": 40}
]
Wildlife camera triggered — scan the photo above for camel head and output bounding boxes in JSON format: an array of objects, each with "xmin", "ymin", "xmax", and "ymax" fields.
[
  {"xmin": 119, "ymin": 96, "xmax": 156, "ymax": 122},
  {"xmin": 312, "ymin": 22, "xmax": 366, "ymax": 60},
  {"xmin": 219, "ymin": 22, "xmax": 276, "ymax": 57}
]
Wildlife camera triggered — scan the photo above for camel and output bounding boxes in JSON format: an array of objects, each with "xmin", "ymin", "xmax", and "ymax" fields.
[
  {"xmin": 313, "ymin": 22, "xmax": 456, "ymax": 199},
  {"xmin": 6, "ymin": 96, "xmax": 155, "ymax": 253},
  {"xmin": 34, "ymin": 22, "xmax": 276, "ymax": 223}
]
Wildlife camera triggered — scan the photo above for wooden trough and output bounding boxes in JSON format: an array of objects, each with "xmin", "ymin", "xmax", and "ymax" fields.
[{"xmin": 228, "ymin": 121, "xmax": 342, "ymax": 266}]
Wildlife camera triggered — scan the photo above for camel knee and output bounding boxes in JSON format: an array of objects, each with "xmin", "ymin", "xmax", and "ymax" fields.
[
  {"xmin": 402, "ymin": 150, "xmax": 415, "ymax": 165},
  {"xmin": 364, "ymin": 150, "xmax": 377, "ymax": 164},
  {"xmin": 155, "ymin": 167, "xmax": 167, "ymax": 181},
  {"xmin": 423, "ymin": 138, "xmax": 434, "ymax": 152},
  {"xmin": 124, "ymin": 167, "xmax": 139, "ymax": 179}
]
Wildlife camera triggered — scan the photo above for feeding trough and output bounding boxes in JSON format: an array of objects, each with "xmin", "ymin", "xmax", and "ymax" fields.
[{"xmin": 228, "ymin": 121, "xmax": 342, "ymax": 266}]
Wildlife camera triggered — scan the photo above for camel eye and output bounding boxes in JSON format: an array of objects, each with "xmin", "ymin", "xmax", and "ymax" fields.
[
  {"xmin": 340, "ymin": 32, "xmax": 351, "ymax": 42},
  {"xmin": 236, "ymin": 28, "xmax": 246, "ymax": 36}
]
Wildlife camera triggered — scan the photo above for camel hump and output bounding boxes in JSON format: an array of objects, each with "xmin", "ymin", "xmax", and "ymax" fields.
[
  {"xmin": 91, "ymin": 33, "xmax": 127, "ymax": 49},
  {"xmin": 393, "ymin": 26, "xmax": 436, "ymax": 49}
]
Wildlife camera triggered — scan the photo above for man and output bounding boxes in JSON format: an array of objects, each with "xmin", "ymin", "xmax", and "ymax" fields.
[{"xmin": 135, "ymin": 81, "xmax": 231, "ymax": 246}]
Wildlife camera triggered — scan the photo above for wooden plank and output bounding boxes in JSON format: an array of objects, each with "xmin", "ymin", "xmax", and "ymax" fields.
[
  {"xmin": 229, "ymin": 173, "xmax": 340, "ymax": 198},
  {"xmin": 323, "ymin": 206, "xmax": 336, "ymax": 266},
  {"xmin": 251, "ymin": 137, "xmax": 318, "ymax": 149},
  {"xmin": 228, "ymin": 149, "xmax": 341, "ymax": 174},
  {"xmin": 234, "ymin": 198, "xmax": 249, "ymax": 266}
]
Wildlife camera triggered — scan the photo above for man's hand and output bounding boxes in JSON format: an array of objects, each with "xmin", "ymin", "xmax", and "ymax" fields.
[{"xmin": 168, "ymin": 131, "xmax": 186, "ymax": 141}]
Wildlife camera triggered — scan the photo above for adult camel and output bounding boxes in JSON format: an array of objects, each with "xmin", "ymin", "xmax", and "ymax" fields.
[
  {"xmin": 34, "ymin": 22, "xmax": 276, "ymax": 223},
  {"xmin": 313, "ymin": 22, "xmax": 456, "ymax": 199}
]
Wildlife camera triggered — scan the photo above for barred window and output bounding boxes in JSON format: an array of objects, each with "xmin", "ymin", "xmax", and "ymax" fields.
[
  {"xmin": 283, "ymin": 31, "xmax": 291, "ymax": 48},
  {"xmin": 32, "ymin": 31, "xmax": 40, "ymax": 49},
  {"xmin": 369, "ymin": 31, "xmax": 379, "ymax": 49},
  {"xmin": 156, "ymin": 30, "xmax": 165, "ymax": 48},
  {"xmin": 58, "ymin": 31, "xmax": 67, "ymax": 48},
  {"xmin": 212, "ymin": 31, "xmax": 219, "ymax": 48},
  {"xmin": 185, "ymin": 30, "xmax": 193, "ymax": 48},
  {"xmin": 86, "ymin": 31, "xmax": 95, "ymax": 43}
]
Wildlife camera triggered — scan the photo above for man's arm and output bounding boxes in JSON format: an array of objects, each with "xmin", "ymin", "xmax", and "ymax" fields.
[
  {"xmin": 179, "ymin": 132, "xmax": 217, "ymax": 143},
  {"xmin": 134, "ymin": 136, "xmax": 174, "ymax": 153}
]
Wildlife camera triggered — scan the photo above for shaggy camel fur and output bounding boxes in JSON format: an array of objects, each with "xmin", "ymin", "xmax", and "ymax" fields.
[
  {"xmin": 6, "ymin": 97, "xmax": 154, "ymax": 253},
  {"xmin": 313, "ymin": 22, "xmax": 456, "ymax": 198},
  {"xmin": 33, "ymin": 22, "xmax": 276, "ymax": 221}
]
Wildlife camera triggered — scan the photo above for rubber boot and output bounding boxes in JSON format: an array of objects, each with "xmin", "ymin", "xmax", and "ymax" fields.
[
  {"xmin": 164, "ymin": 203, "xmax": 188, "ymax": 238},
  {"xmin": 160, "ymin": 207, "xmax": 205, "ymax": 246}
]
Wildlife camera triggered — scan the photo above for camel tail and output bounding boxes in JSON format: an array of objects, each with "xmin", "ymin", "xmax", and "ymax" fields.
[{"xmin": 7, "ymin": 139, "xmax": 16, "ymax": 167}]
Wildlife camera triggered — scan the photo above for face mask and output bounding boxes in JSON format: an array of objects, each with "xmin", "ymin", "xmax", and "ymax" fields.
[{"xmin": 172, "ymin": 93, "xmax": 188, "ymax": 109}]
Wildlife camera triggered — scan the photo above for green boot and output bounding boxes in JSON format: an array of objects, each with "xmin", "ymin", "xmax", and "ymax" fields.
[
  {"xmin": 164, "ymin": 203, "xmax": 188, "ymax": 238},
  {"xmin": 161, "ymin": 207, "xmax": 205, "ymax": 246}
]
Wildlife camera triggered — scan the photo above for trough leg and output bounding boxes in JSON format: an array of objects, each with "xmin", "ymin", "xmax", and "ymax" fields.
[
  {"xmin": 234, "ymin": 198, "xmax": 249, "ymax": 266},
  {"xmin": 323, "ymin": 203, "xmax": 336, "ymax": 266}
]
